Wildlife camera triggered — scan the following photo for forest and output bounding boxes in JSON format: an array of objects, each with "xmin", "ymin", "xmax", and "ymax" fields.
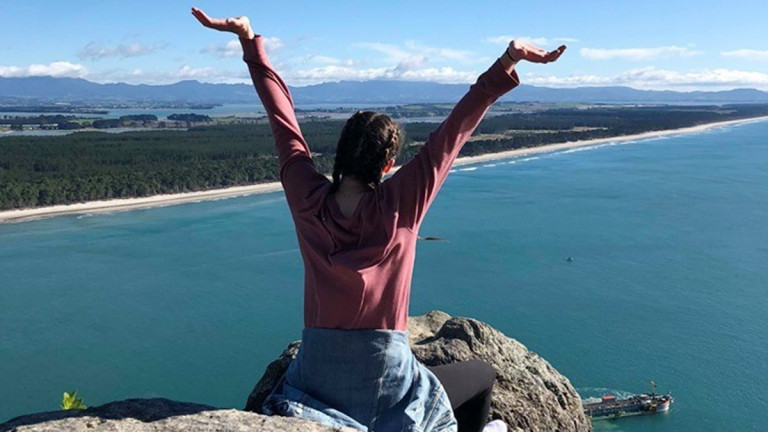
[
  {"xmin": 1, "ymin": 104, "xmax": 767, "ymax": 210},
  {"xmin": 0, "ymin": 114, "xmax": 214, "ymax": 131}
]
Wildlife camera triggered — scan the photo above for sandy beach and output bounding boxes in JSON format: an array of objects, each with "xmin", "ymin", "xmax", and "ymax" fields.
[{"xmin": 2, "ymin": 115, "xmax": 767, "ymax": 224}]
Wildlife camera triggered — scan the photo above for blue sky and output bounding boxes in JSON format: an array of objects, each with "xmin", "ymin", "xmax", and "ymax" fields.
[{"xmin": 1, "ymin": 0, "xmax": 767, "ymax": 90}]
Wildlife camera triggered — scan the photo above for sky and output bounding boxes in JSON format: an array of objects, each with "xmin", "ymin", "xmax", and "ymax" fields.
[{"xmin": 1, "ymin": 0, "xmax": 767, "ymax": 91}]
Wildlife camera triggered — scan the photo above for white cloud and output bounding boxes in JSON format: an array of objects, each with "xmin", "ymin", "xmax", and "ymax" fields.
[
  {"xmin": 484, "ymin": 36, "xmax": 577, "ymax": 46},
  {"xmin": 288, "ymin": 64, "xmax": 477, "ymax": 86},
  {"xmin": 291, "ymin": 66, "xmax": 390, "ymax": 83},
  {"xmin": 90, "ymin": 63, "xmax": 768, "ymax": 90},
  {"xmin": 355, "ymin": 41, "xmax": 483, "ymax": 65},
  {"xmin": 302, "ymin": 55, "xmax": 357, "ymax": 67},
  {"xmin": 355, "ymin": 42, "xmax": 411, "ymax": 61},
  {"xmin": 263, "ymin": 37, "xmax": 284, "ymax": 52},
  {"xmin": 201, "ymin": 40, "xmax": 241, "ymax": 58},
  {"xmin": 79, "ymin": 42, "xmax": 162, "ymax": 59},
  {"xmin": 395, "ymin": 67, "xmax": 477, "ymax": 83},
  {"xmin": 202, "ymin": 37, "xmax": 284, "ymax": 58},
  {"xmin": 305, "ymin": 55, "xmax": 341, "ymax": 64},
  {"xmin": 484, "ymin": 36, "xmax": 510, "ymax": 45},
  {"xmin": 283, "ymin": 40, "xmax": 485, "ymax": 85},
  {"xmin": 580, "ymin": 46, "xmax": 700, "ymax": 60},
  {"xmin": 403, "ymin": 41, "xmax": 478, "ymax": 63},
  {"xmin": 171, "ymin": 65, "xmax": 246, "ymax": 83},
  {"xmin": 393, "ymin": 55, "xmax": 428, "ymax": 72},
  {"xmin": 271, "ymin": 40, "xmax": 486, "ymax": 85},
  {"xmin": 721, "ymin": 49, "xmax": 768, "ymax": 60},
  {"xmin": 0, "ymin": 61, "xmax": 88, "ymax": 78},
  {"xmin": 523, "ymin": 66, "xmax": 768, "ymax": 90},
  {"xmin": 83, "ymin": 65, "xmax": 247, "ymax": 85}
]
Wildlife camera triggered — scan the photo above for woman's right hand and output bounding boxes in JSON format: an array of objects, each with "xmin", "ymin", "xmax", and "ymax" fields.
[
  {"xmin": 191, "ymin": 7, "xmax": 255, "ymax": 40},
  {"xmin": 508, "ymin": 40, "xmax": 566, "ymax": 64}
]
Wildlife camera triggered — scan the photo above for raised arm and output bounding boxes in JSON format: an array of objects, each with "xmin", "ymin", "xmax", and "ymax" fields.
[
  {"xmin": 191, "ymin": 8, "xmax": 328, "ymax": 213},
  {"xmin": 382, "ymin": 40, "xmax": 566, "ymax": 229}
]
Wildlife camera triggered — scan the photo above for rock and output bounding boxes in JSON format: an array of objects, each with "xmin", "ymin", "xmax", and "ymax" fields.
[
  {"xmin": 245, "ymin": 341, "xmax": 301, "ymax": 416},
  {"xmin": 0, "ymin": 398, "xmax": 352, "ymax": 432},
  {"xmin": 409, "ymin": 312, "xmax": 591, "ymax": 432},
  {"xmin": 2, "ymin": 312, "xmax": 590, "ymax": 432},
  {"xmin": 247, "ymin": 311, "xmax": 592, "ymax": 432}
]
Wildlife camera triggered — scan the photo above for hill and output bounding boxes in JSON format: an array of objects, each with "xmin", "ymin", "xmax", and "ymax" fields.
[{"xmin": 2, "ymin": 76, "xmax": 768, "ymax": 105}]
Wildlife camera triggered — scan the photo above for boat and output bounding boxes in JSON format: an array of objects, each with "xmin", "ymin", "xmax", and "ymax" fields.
[{"xmin": 583, "ymin": 381, "xmax": 673, "ymax": 420}]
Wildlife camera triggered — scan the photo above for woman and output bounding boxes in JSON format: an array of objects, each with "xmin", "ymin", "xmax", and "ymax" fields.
[{"xmin": 192, "ymin": 8, "xmax": 565, "ymax": 432}]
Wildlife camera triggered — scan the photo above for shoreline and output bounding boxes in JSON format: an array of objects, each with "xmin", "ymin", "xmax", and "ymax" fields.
[{"xmin": 2, "ymin": 115, "xmax": 767, "ymax": 225}]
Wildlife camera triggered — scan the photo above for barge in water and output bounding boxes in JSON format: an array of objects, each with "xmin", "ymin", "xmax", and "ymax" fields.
[{"xmin": 583, "ymin": 381, "xmax": 673, "ymax": 420}]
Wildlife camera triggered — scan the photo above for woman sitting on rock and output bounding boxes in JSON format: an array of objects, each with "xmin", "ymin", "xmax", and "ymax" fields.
[{"xmin": 192, "ymin": 8, "xmax": 565, "ymax": 432}]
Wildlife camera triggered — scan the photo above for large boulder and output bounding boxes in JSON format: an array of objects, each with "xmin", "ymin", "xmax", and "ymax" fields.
[
  {"xmin": 0, "ymin": 398, "xmax": 353, "ymax": 432},
  {"xmin": 2, "ymin": 312, "xmax": 590, "ymax": 432},
  {"xmin": 247, "ymin": 311, "xmax": 591, "ymax": 432}
]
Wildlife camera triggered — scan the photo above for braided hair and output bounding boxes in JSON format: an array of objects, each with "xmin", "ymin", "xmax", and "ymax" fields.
[{"xmin": 330, "ymin": 111, "xmax": 403, "ymax": 193}]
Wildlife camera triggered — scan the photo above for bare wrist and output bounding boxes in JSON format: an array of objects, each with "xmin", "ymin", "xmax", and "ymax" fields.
[
  {"xmin": 505, "ymin": 48, "xmax": 519, "ymax": 62},
  {"xmin": 499, "ymin": 48, "xmax": 518, "ymax": 73}
]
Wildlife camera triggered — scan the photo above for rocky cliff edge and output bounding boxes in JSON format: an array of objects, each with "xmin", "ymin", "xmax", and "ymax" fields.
[{"xmin": 1, "ymin": 311, "xmax": 591, "ymax": 432}]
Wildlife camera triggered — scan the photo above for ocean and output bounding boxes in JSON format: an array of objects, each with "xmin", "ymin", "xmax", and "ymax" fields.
[{"xmin": 1, "ymin": 120, "xmax": 767, "ymax": 431}]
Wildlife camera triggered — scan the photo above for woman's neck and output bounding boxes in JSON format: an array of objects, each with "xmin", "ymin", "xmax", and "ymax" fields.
[
  {"xmin": 333, "ymin": 177, "xmax": 371, "ymax": 218},
  {"xmin": 337, "ymin": 177, "xmax": 371, "ymax": 195}
]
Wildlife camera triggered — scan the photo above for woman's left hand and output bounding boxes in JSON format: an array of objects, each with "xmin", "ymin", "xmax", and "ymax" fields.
[
  {"xmin": 191, "ymin": 7, "xmax": 255, "ymax": 39},
  {"xmin": 508, "ymin": 40, "xmax": 566, "ymax": 64}
]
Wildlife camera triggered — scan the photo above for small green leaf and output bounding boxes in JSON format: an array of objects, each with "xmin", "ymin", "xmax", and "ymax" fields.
[{"xmin": 61, "ymin": 389, "xmax": 86, "ymax": 410}]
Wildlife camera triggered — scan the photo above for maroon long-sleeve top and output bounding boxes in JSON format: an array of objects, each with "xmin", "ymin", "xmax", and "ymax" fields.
[{"xmin": 241, "ymin": 36, "xmax": 519, "ymax": 330}]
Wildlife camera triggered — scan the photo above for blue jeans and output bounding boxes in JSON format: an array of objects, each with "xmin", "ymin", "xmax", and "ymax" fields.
[{"xmin": 263, "ymin": 328, "xmax": 457, "ymax": 432}]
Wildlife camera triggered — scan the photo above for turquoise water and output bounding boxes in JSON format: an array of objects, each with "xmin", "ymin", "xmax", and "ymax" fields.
[{"xmin": 2, "ymin": 121, "xmax": 767, "ymax": 431}]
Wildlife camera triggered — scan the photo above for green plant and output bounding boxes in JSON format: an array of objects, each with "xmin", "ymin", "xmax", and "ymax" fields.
[{"xmin": 60, "ymin": 390, "xmax": 87, "ymax": 410}]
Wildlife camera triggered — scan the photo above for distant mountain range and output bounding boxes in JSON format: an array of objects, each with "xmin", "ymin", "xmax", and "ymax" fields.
[{"xmin": 2, "ymin": 76, "xmax": 768, "ymax": 105}]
